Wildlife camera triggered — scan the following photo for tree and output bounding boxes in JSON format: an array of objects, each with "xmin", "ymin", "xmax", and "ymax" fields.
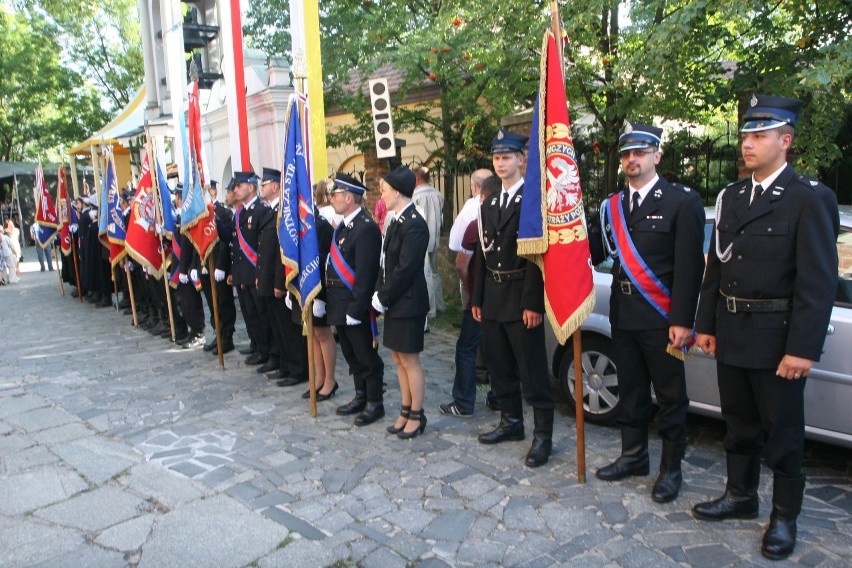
[
  {"xmin": 245, "ymin": 0, "xmax": 850, "ymax": 203},
  {"xmin": 0, "ymin": 7, "xmax": 108, "ymax": 161},
  {"xmin": 15, "ymin": 0, "xmax": 144, "ymax": 111}
]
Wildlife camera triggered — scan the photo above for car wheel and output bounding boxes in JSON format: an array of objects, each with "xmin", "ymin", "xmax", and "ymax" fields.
[{"xmin": 559, "ymin": 334, "xmax": 620, "ymax": 425}]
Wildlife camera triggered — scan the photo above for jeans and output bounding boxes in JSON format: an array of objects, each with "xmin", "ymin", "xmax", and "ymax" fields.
[
  {"xmin": 452, "ymin": 309, "xmax": 482, "ymax": 413},
  {"xmin": 36, "ymin": 245, "xmax": 53, "ymax": 270}
]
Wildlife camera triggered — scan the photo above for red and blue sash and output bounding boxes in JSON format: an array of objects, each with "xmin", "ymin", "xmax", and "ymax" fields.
[
  {"xmin": 169, "ymin": 235, "xmax": 182, "ymax": 288},
  {"xmin": 604, "ymin": 192, "xmax": 671, "ymax": 319},
  {"xmin": 329, "ymin": 225, "xmax": 379, "ymax": 346},
  {"xmin": 235, "ymin": 208, "xmax": 258, "ymax": 267}
]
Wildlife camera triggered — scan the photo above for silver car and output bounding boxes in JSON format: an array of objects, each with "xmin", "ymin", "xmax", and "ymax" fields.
[{"xmin": 549, "ymin": 205, "xmax": 852, "ymax": 448}]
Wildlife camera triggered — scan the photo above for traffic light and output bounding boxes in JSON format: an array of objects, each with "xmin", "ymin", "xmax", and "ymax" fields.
[{"xmin": 368, "ymin": 78, "xmax": 396, "ymax": 159}]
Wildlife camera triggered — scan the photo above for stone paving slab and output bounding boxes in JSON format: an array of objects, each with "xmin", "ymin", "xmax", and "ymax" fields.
[{"xmin": 1, "ymin": 263, "xmax": 851, "ymax": 567}]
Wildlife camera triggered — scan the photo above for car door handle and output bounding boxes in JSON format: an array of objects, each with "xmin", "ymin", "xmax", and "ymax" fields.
[{"xmin": 827, "ymin": 324, "xmax": 835, "ymax": 335}]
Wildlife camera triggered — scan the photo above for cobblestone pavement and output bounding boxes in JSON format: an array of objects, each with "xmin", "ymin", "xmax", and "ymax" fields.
[{"xmin": 2, "ymin": 256, "xmax": 851, "ymax": 567}]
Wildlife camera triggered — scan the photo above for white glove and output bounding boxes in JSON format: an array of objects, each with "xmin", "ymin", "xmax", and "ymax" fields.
[
  {"xmin": 284, "ymin": 294, "xmax": 293, "ymax": 310},
  {"xmin": 127, "ymin": 261, "xmax": 135, "ymax": 271},
  {"xmin": 69, "ymin": 224, "xmax": 78, "ymax": 234},
  {"xmin": 214, "ymin": 269, "xmax": 226, "ymax": 282},
  {"xmin": 190, "ymin": 269, "xmax": 198, "ymax": 282},
  {"xmin": 371, "ymin": 291, "xmax": 386, "ymax": 314},
  {"xmin": 178, "ymin": 273, "xmax": 188, "ymax": 284},
  {"xmin": 346, "ymin": 314, "xmax": 361, "ymax": 326},
  {"xmin": 313, "ymin": 299, "xmax": 326, "ymax": 317},
  {"xmin": 155, "ymin": 224, "xmax": 164, "ymax": 236}
]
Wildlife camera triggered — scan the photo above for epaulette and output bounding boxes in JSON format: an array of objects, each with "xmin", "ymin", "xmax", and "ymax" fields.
[
  {"xmin": 726, "ymin": 178, "xmax": 749, "ymax": 188},
  {"xmin": 671, "ymin": 183, "xmax": 694, "ymax": 194},
  {"xmin": 797, "ymin": 174, "xmax": 822, "ymax": 190}
]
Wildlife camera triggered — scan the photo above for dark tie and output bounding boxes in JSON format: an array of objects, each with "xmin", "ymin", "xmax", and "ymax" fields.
[
  {"xmin": 631, "ymin": 192, "xmax": 641, "ymax": 220},
  {"xmin": 750, "ymin": 184, "xmax": 764, "ymax": 206},
  {"xmin": 498, "ymin": 191, "xmax": 509, "ymax": 222}
]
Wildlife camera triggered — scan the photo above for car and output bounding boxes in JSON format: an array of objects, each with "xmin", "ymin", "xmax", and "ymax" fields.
[{"xmin": 548, "ymin": 205, "xmax": 852, "ymax": 448}]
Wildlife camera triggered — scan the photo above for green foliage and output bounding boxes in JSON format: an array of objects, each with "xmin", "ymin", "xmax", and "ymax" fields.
[
  {"xmin": 0, "ymin": 6, "xmax": 109, "ymax": 161},
  {"xmin": 245, "ymin": 0, "xmax": 849, "ymax": 192}
]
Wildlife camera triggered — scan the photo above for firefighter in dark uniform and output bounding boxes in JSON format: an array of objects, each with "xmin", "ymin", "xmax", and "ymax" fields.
[
  {"xmin": 231, "ymin": 171, "xmax": 274, "ymax": 366},
  {"xmin": 174, "ymin": 188, "xmax": 206, "ymax": 350},
  {"xmin": 325, "ymin": 173, "xmax": 386, "ymax": 427},
  {"xmin": 202, "ymin": 180, "xmax": 237, "ymax": 355},
  {"xmin": 693, "ymin": 95, "xmax": 839, "ymax": 560},
  {"xmin": 590, "ymin": 123, "xmax": 705, "ymax": 503},
  {"xmin": 472, "ymin": 130, "xmax": 555, "ymax": 468}
]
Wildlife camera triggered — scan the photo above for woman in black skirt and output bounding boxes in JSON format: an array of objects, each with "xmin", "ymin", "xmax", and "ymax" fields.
[{"xmin": 373, "ymin": 167, "xmax": 430, "ymax": 439}]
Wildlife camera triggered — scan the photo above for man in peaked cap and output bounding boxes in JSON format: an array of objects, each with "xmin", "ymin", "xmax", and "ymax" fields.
[
  {"xmin": 692, "ymin": 95, "xmax": 839, "ymax": 560},
  {"xmin": 325, "ymin": 173, "xmax": 386, "ymax": 426},
  {"xmin": 472, "ymin": 129, "xmax": 556, "ymax": 468},
  {"xmin": 590, "ymin": 122, "xmax": 705, "ymax": 504},
  {"xmin": 231, "ymin": 170, "xmax": 276, "ymax": 365},
  {"xmin": 200, "ymin": 180, "xmax": 237, "ymax": 355}
]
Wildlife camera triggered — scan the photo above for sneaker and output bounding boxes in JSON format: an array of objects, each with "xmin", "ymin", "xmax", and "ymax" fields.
[{"xmin": 439, "ymin": 401, "xmax": 472, "ymax": 418}]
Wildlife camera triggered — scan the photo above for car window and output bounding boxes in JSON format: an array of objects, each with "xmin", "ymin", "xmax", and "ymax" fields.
[{"xmin": 837, "ymin": 229, "xmax": 852, "ymax": 307}]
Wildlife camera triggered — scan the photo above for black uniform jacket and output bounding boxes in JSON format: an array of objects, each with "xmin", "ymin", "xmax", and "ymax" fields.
[
  {"xmin": 376, "ymin": 203, "xmax": 430, "ymax": 318},
  {"xmin": 695, "ymin": 165, "xmax": 839, "ymax": 368},
  {"xmin": 472, "ymin": 184, "xmax": 545, "ymax": 322},
  {"xmin": 231, "ymin": 197, "xmax": 272, "ymax": 287},
  {"xmin": 214, "ymin": 201, "xmax": 235, "ymax": 275},
  {"xmin": 324, "ymin": 208, "xmax": 381, "ymax": 325},
  {"xmin": 255, "ymin": 202, "xmax": 282, "ymax": 297},
  {"xmin": 591, "ymin": 177, "xmax": 706, "ymax": 331}
]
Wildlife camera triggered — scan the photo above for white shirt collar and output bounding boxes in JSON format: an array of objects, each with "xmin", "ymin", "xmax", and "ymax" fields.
[
  {"xmin": 628, "ymin": 174, "xmax": 660, "ymax": 206},
  {"xmin": 500, "ymin": 178, "xmax": 524, "ymax": 203},
  {"xmin": 243, "ymin": 195, "xmax": 258, "ymax": 209},
  {"xmin": 752, "ymin": 162, "xmax": 788, "ymax": 191},
  {"xmin": 342, "ymin": 207, "xmax": 362, "ymax": 227}
]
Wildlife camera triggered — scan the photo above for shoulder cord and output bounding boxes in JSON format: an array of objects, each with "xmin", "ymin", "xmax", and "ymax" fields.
[
  {"xmin": 600, "ymin": 196, "xmax": 618, "ymax": 258},
  {"xmin": 714, "ymin": 187, "xmax": 733, "ymax": 263},
  {"xmin": 477, "ymin": 201, "xmax": 494, "ymax": 255}
]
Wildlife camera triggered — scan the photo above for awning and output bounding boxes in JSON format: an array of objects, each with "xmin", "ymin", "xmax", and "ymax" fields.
[{"xmin": 67, "ymin": 86, "xmax": 146, "ymax": 156}]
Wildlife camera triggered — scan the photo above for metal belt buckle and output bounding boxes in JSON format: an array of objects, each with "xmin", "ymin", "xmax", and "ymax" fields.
[
  {"xmin": 620, "ymin": 280, "xmax": 632, "ymax": 295},
  {"xmin": 726, "ymin": 296, "xmax": 737, "ymax": 313},
  {"xmin": 492, "ymin": 271, "xmax": 503, "ymax": 283}
]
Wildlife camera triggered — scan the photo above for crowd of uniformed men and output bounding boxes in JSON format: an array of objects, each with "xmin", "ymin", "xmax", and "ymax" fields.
[{"xmin": 58, "ymin": 94, "xmax": 839, "ymax": 561}]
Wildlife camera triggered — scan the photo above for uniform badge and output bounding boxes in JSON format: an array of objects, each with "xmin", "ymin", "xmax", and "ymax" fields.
[
  {"xmin": 810, "ymin": 181, "xmax": 818, "ymax": 186},
  {"xmin": 247, "ymin": 216, "xmax": 253, "ymax": 228},
  {"xmin": 497, "ymin": 130, "xmax": 504, "ymax": 140},
  {"xmin": 750, "ymin": 94, "xmax": 758, "ymax": 107},
  {"xmin": 622, "ymin": 122, "xmax": 633, "ymax": 135},
  {"xmin": 654, "ymin": 188, "xmax": 663, "ymax": 198},
  {"xmin": 514, "ymin": 196, "xmax": 521, "ymax": 204}
]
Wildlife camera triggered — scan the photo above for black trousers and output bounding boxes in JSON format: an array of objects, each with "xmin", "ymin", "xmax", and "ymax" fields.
[
  {"xmin": 178, "ymin": 282, "xmax": 205, "ymax": 332},
  {"xmin": 611, "ymin": 326, "xmax": 688, "ymax": 443},
  {"xmin": 717, "ymin": 361, "xmax": 805, "ymax": 477},
  {"xmin": 337, "ymin": 321, "xmax": 384, "ymax": 403},
  {"xmin": 481, "ymin": 318, "xmax": 554, "ymax": 411},
  {"xmin": 266, "ymin": 296, "xmax": 308, "ymax": 379},
  {"xmin": 201, "ymin": 275, "xmax": 236, "ymax": 339},
  {"xmin": 237, "ymin": 284, "xmax": 270, "ymax": 357}
]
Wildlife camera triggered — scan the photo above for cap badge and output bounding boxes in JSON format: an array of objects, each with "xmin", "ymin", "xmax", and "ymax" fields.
[
  {"xmin": 750, "ymin": 94, "xmax": 758, "ymax": 107},
  {"xmin": 623, "ymin": 122, "xmax": 633, "ymax": 135},
  {"xmin": 497, "ymin": 130, "xmax": 504, "ymax": 140}
]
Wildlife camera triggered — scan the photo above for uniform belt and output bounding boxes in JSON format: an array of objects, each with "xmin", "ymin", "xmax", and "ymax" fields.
[
  {"xmin": 616, "ymin": 276, "xmax": 672, "ymax": 295},
  {"xmin": 487, "ymin": 267, "xmax": 525, "ymax": 283},
  {"xmin": 325, "ymin": 277, "xmax": 348, "ymax": 288},
  {"xmin": 720, "ymin": 291, "xmax": 792, "ymax": 314}
]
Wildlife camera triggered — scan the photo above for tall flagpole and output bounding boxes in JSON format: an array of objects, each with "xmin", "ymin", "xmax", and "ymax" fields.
[
  {"xmin": 550, "ymin": 0, "xmax": 586, "ymax": 483},
  {"xmin": 147, "ymin": 134, "xmax": 177, "ymax": 342},
  {"xmin": 301, "ymin": 0, "xmax": 327, "ymax": 181}
]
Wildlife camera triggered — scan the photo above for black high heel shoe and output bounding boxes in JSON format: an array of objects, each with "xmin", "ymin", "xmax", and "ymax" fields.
[
  {"xmin": 386, "ymin": 406, "xmax": 410, "ymax": 434},
  {"xmin": 397, "ymin": 409, "xmax": 427, "ymax": 439},
  {"xmin": 316, "ymin": 382, "xmax": 339, "ymax": 402},
  {"xmin": 301, "ymin": 383, "xmax": 323, "ymax": 399}
]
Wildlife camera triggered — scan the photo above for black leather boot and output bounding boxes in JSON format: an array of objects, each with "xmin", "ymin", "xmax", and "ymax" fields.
[
  {"xmin": 336, "ymin": 390, "xmax": 367, "ymax": 416},
  {"xmin": 652, "ymin": 440, "xmax": 687, "ymax": 503},
  {"xmin": 596, "ymin": 427, "xmax": 649, "ymax": 481},
  {"xmin": 479, "ymin": 397, "xmax": 524, "ymax": 444},
  {"xmin": 354, "ymin": 402, "xmax": 385, "ymax": 426},
  {"xmin": 761, "ymin": 474, "xmax": 805, "ymax": 560},
  {"xmin": 525, "ymin": 408, "xmax": 554, "ymax": 467},
  {"xmin": 693, "ymin": 453, "xmax": 760, "ymax": 521}
]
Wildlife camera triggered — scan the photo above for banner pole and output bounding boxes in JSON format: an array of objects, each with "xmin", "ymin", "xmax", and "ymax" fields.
[
  {"xmin": 126, "ymin": 264, "xmax": 138, "ymax": 326},
  {"xmin": 208, "ymin": 256, "xmax": 225, "ymax": 368},
  {"xmin": 147, "ymin": 135, "xmax": 177, "ymax": 341},
  {"xmin": 305, "ymin": 300, "xmax": 317, "ymax": 417},
  {"xmin": 52, "ymin": 244, "xmax": 64, "ymax": 297}
]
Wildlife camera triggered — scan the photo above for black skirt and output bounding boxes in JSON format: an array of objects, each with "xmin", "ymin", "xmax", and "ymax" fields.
[{"xmin": 383, "ymin": 314, "xmax": 427, "ymax": 353}]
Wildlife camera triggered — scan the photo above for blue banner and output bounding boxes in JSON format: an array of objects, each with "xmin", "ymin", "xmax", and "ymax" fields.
[
  {"xmin": 279, "ymin": 94, "xmax": 321, "ymax": 308},
  {"xmin": 106, "ymin": 154, "xmax": 126, "ymax": 245},
  {"xmin": 155, "ymin": 159, "xmax": 176, "ymax": 237}
]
